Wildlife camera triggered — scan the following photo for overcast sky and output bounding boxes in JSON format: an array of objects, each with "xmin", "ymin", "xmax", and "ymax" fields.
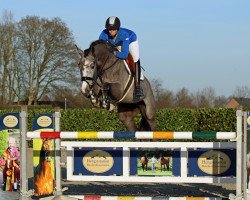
[{"xmin": 1, "ymin": 0, "xmax": 250, "ymax": 96}]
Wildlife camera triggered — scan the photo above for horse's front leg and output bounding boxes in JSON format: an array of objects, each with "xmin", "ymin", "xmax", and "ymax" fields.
[
  {"xmin": 89, "ymin": 90, "xmax": 102, "ymax": 108},
  {"xmin": 101, "ymin": 83, "xmax": 111, "ymax": 110}
]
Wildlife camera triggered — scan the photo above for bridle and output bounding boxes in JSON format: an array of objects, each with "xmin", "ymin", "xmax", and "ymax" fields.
[
  {"xmin": 79, "ymin": 58, "xmax": 98, "ymax": 89},
  {"xmin": 78, "ymin": 42, "xmax": 134, "ymax": 105},
  {"xmin": 79, "ymin": 50, "xmax": 119, "ymax": 91}
]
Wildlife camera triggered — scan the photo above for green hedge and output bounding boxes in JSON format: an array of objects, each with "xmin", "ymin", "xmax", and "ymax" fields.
[
  {"xmin": 0, "ymin": 107, "xmax": 237, "ymax": 132},
  {"xmin": 155, "ymin": 108, "xmax": 235, "ymax": 132},
  {"xmin": 0, "ymin": 131, "xmax": 8, "ymax": 157}
]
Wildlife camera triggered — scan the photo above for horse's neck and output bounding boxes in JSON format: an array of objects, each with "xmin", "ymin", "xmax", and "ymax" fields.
[
  {"xmin": 101, "ymin": 57, "xmax": 133, "ymax": 101},
  {"xmin": 102, "ymin": 59, "xmax": 129, "ymax": 82}
]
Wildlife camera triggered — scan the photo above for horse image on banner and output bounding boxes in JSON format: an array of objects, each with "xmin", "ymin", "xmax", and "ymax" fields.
[{"xmin": 32, "ymin": 114, "xmax": 55, "ymax": 196}]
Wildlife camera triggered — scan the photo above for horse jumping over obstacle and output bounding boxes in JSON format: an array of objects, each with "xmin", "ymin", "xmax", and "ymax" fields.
[{"xmin": 76, "ymin": 40, "xmax": 156, "ymax": 131}]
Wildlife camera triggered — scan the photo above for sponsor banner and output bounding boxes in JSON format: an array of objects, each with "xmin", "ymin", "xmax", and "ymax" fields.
[
  {"xmin": 188, "ymin": 148, "xmax": 236, "ymax": 177},
  {"xmin": 74, "ymin": 148, "xmax": 123, "ymax": 175},
  {"xmin": 74, "ymin": 148, "xmax": 180, "ymax": 177},
  {"xmin": 32, "ymin": 114, "xmax": 55, "ymax": 196},
  {"xmin": 0, "ymin": 113, "xmax": 19, "ymax": 131},
  {"xmin": 0, "ymin": 113, "xmax": 20, "ymax": 191}
]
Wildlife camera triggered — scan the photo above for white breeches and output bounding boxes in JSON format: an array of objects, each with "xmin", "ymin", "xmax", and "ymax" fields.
[{"xmin": 129, "ymin": 40, "xmax": 139, "ymax": 62}]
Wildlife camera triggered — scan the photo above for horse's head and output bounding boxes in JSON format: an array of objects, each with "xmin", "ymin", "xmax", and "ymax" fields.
[
  {"xmin": 76, "ymin": 40, "xmax": 115, "ymax": 98},
  {"xmin": 76, "ymin": 44, "xmax": 98, "ymax": 97}
]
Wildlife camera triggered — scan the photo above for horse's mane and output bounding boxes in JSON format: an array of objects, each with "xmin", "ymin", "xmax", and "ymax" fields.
[
  {"xmin": 91, "ymin": 40, "xmax": 116, "ymax": 51},
  {"xmin": 90, "ymin": 39, "xmax": 108, "ymax": 48},
  {"xmin": 84, "ymin": 40, "xmax": 107, "ymax": 57}
]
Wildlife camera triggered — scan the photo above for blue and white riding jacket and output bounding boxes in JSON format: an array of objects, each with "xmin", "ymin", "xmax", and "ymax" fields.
[{"xmin": 99, "ymin": 27, "xmax": 137, "ymax": 59}]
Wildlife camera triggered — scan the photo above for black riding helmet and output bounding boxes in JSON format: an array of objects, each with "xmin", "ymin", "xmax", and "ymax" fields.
[{"xmin": 105, "ymin": 16, "xmax": 120, "ymax": 30}]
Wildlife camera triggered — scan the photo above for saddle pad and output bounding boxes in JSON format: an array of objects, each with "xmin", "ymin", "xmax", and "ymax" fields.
[
  {"xmin": 123, "ymin": 54, "xmax": 144, "ymax": 80},
  {"xmin": 125, "ymin": 54, "xmax": 135, "ymax": 74}
]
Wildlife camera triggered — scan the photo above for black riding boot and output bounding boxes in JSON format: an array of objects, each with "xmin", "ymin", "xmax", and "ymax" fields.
[{"xmin": 133, "ymin": 60, "xmax": 144, "ymax": 102}]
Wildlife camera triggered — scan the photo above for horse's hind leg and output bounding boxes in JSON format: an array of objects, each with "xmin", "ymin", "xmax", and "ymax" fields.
[
  {"xmin": 119, "ymin": 114, "xmax": 137, "ymax": 131},
  {"xmin": 138, "ymin": 103, "xmax": 156, "ymax": 131},
  {"xmin": 139, "ymin": 116, "xmax": 156, "ymax": 131},
  {"xmin": 118, "ymin": 105, "xmax": 139, "ymax": 131}
]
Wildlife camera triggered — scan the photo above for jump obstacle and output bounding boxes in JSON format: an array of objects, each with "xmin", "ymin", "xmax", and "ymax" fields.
[{"xmin": 15, "ymin": 108, "xmax": 248, "ymax": 200}]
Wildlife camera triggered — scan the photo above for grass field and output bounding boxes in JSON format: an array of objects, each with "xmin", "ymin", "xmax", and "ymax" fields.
[{"xmin": 137, "ymin": 162, "xmax": 173, "ymax": 176}]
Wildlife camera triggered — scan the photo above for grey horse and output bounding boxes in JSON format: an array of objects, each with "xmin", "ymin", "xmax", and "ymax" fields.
[{"xmin": 76, "ymin": 40, "xmax": 156, "ymax": 131}]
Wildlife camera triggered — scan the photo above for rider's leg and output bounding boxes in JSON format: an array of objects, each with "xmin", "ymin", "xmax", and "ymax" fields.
[
  {"xmin": 134, "ymin": 60, "xmax": 144, "ymax": 100},
  {"xmin": 129, "ymin": 40, "xmax": 144, "ymax": 101}
]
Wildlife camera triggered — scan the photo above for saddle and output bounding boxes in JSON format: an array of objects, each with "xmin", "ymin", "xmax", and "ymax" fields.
[
  {"xmin": 114, "ymin": 45, "xmax": 135, "ymax": 74},
  {"xmin": 125, "ymin": 53, "xmax": 135, "ymax": 74}
]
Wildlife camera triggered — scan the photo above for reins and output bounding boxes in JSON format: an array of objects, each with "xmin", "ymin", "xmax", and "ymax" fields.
[
  {"xmin": 95, "ymin": 52, "xmax": 120, "ymax": 89},
  {"xmin": 97, "ymin": 54, "xmax": 120, "ymax": 77}
]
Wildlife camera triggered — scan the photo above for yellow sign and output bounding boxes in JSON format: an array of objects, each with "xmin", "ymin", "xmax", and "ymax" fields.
[
  {"xmin": 3, "ymin": 115, "xmax": 18, "ymax": 128},
  {"xmin": 37, "ymin": 116, "xmax": 52, "ymax": 128},
  {"xmin": 197, "ymin": 150, "xmax": 231, "ymax": 175},
  {"xmin": 247, "ymin": 116, "xmax": 250, "ymax": 126},
  {"xmin": 83, "ymin": 150, "xmax": 114, "ymax": 173}
]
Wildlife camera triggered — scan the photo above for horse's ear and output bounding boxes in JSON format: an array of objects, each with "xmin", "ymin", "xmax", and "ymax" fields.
[
  {"xmin": 84, "ymin": 48, "xmax": 91, "ymax": 57},
  {"xmin": 75, "ymin": 44, "xmax": 85, "ymax": 57}
]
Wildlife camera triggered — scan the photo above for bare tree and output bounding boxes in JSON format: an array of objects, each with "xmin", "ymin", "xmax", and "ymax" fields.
[
  {"xmin": 214, "ymin": 95, "xmax": 228, "ymax": 108},
  {"xmin": 233, "ymin": 86, "xmax": 250, "ymax": 98},
  {"xmin": 52, "ymin": 86, "xmax": 92, "ymax": 108},
  {"xmin": 156, "ymin": 89, "xmax": 174, "ymax": 108},
  {"xmin": 192, "ymin": 87, "xmax": 216, "ymax": 108},
  {"xmin": 174, "ymin": 87, "xmax": 194, "ymax": 108},
  {"xmin": 0, "ymin": 11, "xmax": 18, "ymax": 105},
  {"xmin": 16, "ymin": 16, "xmax": 78, "ymax": 105},
  {"xmin": 150, "ymin": 78, "xmax": 163, "ymax": 100}
]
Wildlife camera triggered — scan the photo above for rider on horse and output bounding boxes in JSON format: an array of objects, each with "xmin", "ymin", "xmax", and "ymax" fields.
[{"xmin": 99, "ymin": 16, "xmax": 144, "ymax": 102}]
